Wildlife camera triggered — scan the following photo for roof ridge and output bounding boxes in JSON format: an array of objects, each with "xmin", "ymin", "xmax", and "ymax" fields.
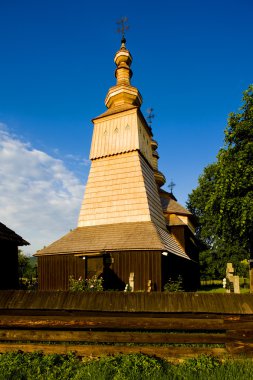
[{"xmin": 0, "ymin": 222, "xmax": 29, "ymax": 246}]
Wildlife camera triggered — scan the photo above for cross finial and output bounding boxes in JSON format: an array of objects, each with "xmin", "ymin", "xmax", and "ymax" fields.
[
  {"xmin": 168, "ymin": 180, "xmax": 176, "ymax": 193},
  {"xmin": 116, "ymin": 17, "xmax": 129, "ymax": 42},
  {"xmin": 147, "ymin": 108, "xmax": 155, "ymax": 127}
]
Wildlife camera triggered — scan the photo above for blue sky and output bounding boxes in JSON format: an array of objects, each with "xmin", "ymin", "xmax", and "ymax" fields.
[{"xmin": 0, "ymin": 0, "xmax": 252, "ymax": 254}]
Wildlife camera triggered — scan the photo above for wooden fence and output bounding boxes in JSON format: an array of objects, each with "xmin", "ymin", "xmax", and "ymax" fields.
[{"xmin": 0, "ymin": 291, "xmax": 253, "ymax": 360}]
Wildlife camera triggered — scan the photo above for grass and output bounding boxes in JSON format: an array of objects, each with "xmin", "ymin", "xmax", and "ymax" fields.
[
  {"xmin": 197, "ymin": 287, "xmax": 250, "ymax": 293},
  {"xmin": 197, "ymin": 286, "xmax": 227, "ymax": 293},
  {"xmin": 0, "ymin": 352, "xmax": 253, "ymax": 380},
  {"xmin": 197, "ymin": 281, "xmax": 250, "ymax": 293}
]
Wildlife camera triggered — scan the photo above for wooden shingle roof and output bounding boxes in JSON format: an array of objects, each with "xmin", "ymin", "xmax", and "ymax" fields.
[
  {"xmin": 35, "ymin": 221, "xmax": 190, "ymax": 260},
  {"xmin": 167, "ymin": 214, "xmax": 187, "ymax": 226},
  {"xmin": 93, "ymin": 104, "xmax": 138, "ymax": 120},
  {"xmin": 0, "ymin": 223, "xmax": 29, "ymax": 246},
  {"xmin": 161, "ymin": 197, "xmax": 192, "ymax": 216}
]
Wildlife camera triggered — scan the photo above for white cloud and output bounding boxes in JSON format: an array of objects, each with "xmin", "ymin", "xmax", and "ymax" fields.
[
  {"xmin": 65, "ymin": 153, "xmax": 90, "ymax": 166},
  {"xmin": 0, "ymin": 124, "xmax": 85, "ymax": 255}
]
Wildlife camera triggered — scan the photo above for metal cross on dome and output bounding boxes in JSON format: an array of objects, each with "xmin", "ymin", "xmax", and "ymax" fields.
[
  {"xmin": 147, "ymin": 108, "xmax": 155, "ymax": 127},
  {"xmin": 116, "ymin": 17, "xmax": 129, "ymax": 39},
  {"xmin": 168, "ymin": 180, "xmax": 176, "ymax": 193}
]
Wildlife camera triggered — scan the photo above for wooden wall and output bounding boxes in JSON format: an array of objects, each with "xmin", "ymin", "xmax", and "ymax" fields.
[
  {"xmin": 38, "ymin": 251, "xmax": 162, "ymax": 292},
  {"xmin": 0, "ymin": 242, "xmax": 18, "ymax": 290},
  {"xmin": 38, "ymin": 250, "xmax": 196, "ymax": 292},
  {"xmin": 111, "ymin": 250, "xmax": 162, "ymax": 291},
  {"xmin": 38, "ymin": 255, "xmax": 84, "ymax": 291},
  {"xmin": 162, "ymin": 253, "xmax": 199, "ymax": 291},
  {"xmin": 170, "ymin": 225, "xmax": 185, "ymax": 250},
  {"xmin": 167, "ymin": 225, "xmax": 200, "ymax": 290}
]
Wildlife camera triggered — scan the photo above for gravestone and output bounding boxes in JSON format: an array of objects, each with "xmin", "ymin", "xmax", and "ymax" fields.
[{"xmin": 226, "ymin": 263, "xmax": 240, "ymax": 293}]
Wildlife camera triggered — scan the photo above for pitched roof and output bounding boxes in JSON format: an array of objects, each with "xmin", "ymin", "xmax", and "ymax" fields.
[
  {"xmin": 35, "ymin": 221, "xmax": 190, "ymax": 260},
  {"xmin": 93, "ymin": 104, "xmax": 138, "ymax": 120},
  {"xmin": 156, "ymin": 227, "xmax": 190, "ymax": 260},
  {"xmin": 167, "ymin": 214, "xmax": 187, "ymax": 226},
  {"xmin": 0, "ymin": 223, "xmax": 29, "ymax": 246},
  {"xmin": 159, "ymin": 188, "xmax": 177, "ymax": 200},
  {"xmin": 161, "ymin": 196, "xmax": 192, "ymax": 216}
]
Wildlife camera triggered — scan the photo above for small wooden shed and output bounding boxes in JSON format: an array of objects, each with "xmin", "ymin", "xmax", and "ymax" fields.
[{"xmin": 0, "ymin": 222, "xmax": 29, "ymax": 289}]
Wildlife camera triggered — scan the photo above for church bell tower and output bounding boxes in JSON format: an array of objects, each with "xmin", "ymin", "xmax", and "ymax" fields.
[
  {"xmin": 35, "ymin": 35, "xmax": 191, "ymax": 292},
  {"xmin": 78, "ymin": 37, "xmax": 166, "ymax": 230}
]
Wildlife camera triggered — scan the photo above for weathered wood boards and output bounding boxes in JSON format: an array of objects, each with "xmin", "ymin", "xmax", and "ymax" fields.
[
  {"xmin": 1, "ymin": 314, "xmax": 253, "ymax": 330},
  {"xmin": 0, "ymin": 291, "xmax": 253, "ymax": 359},
  {"xmin": 0, "ymin": 291, "xmax": 253, "ymax": 314},
  {"xmin": 0, "ymin": 330, "xmax": 227, "ymax": 344},
  {"xmin": 0, "ymin": 344, "xmax": 227, "ymax": 360}
]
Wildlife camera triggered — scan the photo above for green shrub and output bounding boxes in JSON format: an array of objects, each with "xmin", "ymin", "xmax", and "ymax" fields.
[
  {"xmin": 164, "ymin": 275, "xmax": 183, "ymax": 292},
  {"xmin": 69, "ymin": 275, "xmax": 103, "ymax": 292}
]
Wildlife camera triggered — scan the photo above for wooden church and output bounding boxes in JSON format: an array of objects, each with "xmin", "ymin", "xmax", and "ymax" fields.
[{"xmin": 35, "ymin": 37, "xmax": 199, "ymax": 291}]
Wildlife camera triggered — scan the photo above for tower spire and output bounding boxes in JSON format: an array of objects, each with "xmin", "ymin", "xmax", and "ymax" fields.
[
  {"xmin": 104, "ymin": 20, "xmax": 142, "ymax": 109},
  {"xmin": 114, "ymin": 36, "xmax": 133, "ymax": 86},
  {"xmin": 116, "ymin": 17, "xmax": 129, "ymax": 42}
]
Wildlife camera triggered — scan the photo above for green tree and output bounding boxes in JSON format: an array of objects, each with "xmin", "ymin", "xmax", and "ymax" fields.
[
  {"xmin": 18, "ymin": 251, "xmax": 38, "ymax": 283},
  {"xmin": 187, "ymin": 163, "xmax": 218, "ymax": 246},
  {"xmin": 187, "ymin": 85, "xmax": 253, "ymax": 281},
  {"xmin": 18, "ymin": 250, "xmax": 30, "ymax": 278}
]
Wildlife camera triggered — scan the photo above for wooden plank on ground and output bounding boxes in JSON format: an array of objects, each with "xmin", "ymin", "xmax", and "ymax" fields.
[
  {"xmin": 1, "ymin": 315, "xmax": 253, "ymax": 330},
  {"xmin": 226, "ymin": 329, "xmax": 253, "ymax": 356},
  {"xmin": 0, "ymin": 342, "xmax": 228, "ymax": 360},
  {"xmin": 0, "ymin": 310, "xmax": 228, "ymax": 318},
  {"xmin": 226, "ymin": 342, "xmax": 253, "ymax": 356},
  {"xmin": 0, "ymin": 315, "xmax": 226, "ymax": 330},
  {"xmin": 227, "ymin": 329, "xmax": 253, "ymax": 342},
  {"xmin": 0, "ymin": 330, "xmax": 226, "ymax": 344}
]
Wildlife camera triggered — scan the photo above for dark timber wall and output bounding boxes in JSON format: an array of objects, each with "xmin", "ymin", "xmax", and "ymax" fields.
[
  {"xmin": 38, "ymin": 250, "xmax": 195, "ymax": 292},
  {"xmin": 111, "ymin": 251, "xmax": 162, "ymax": 291},
  {"xmin": 38, "ymin": 255, "xmax": 84, "ymax": 291},
  {"xmin": 38, "ymin": 251, "xmax": 162, "ymax": 292},
  {"xmin": 0, "ymin": 243, "xmax": 18, "ymax": 290}
]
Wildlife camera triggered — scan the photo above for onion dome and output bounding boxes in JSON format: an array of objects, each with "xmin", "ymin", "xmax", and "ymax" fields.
[
  {"xmin": 105, "ymin": 37, "xmax": 142, "ymax": 109},
  {"xmin": 150, "ymin": 139, "xmax": 166, "ymax": 187}
]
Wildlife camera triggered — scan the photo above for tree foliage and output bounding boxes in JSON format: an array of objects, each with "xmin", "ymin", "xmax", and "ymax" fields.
[
  {"xmin": 187, "ymin": 85, "xmax": 253, "ymax": 278},
  {"xmin": 210, "ymin": 85, "xmax": 253, "ymax": 250},
  {"xmin": 18, "ymin": 250, "xmax": 37, "ymax": 279}
]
